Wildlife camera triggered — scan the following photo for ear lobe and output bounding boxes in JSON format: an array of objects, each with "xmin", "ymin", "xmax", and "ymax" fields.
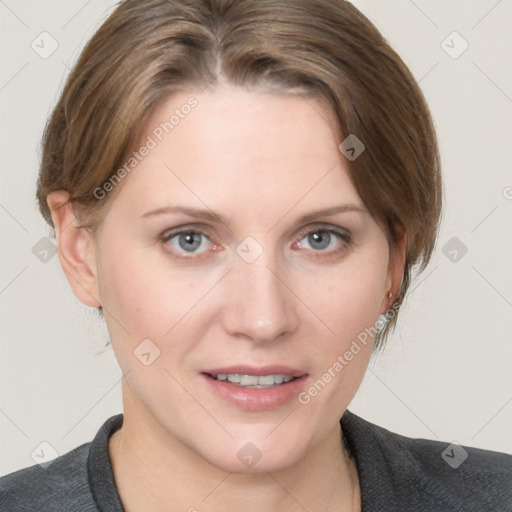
[{"xmin": 47, "ymin": 190, "xmax": 101, "ymax": 308}]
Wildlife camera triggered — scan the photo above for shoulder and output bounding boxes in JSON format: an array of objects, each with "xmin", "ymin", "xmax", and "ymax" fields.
[
  {"xmin": 0, "ymin": 442, "xmax": 100, "ymax": 512},
  {"xmin": 342, "ymin": 410, "xmax": 512, "ymax": 511}
]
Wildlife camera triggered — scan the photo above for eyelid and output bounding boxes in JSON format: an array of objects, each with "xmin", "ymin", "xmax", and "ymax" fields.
[
  {"xmin": 160, "ymin": 224, "xmax": 211, "ymax": 241},
  {"xmin": 296, "ymin": 222, "xmax": 351, "ymax": 239},
  {"xmin": 160, "ymin": 222, "xmax": 351, "ymax": 242}
]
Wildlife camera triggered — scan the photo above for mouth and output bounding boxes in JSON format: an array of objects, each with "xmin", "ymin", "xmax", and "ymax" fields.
[
  {"xmin": 204, "ymin": 372, "xmax": 298, "ymax": 389},
  {"xmin": 199, "ymin": 365, "xmax": 308, "ymax": 410}
]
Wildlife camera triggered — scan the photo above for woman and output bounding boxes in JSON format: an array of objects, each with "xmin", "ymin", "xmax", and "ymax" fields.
[{"xmin": 1, "ymin": 0, "xmax": 510, "ymax": 510}]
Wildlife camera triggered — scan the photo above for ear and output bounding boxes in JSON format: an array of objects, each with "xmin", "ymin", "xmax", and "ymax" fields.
[
  {"xmin": 380, "ymin": 228, "xmax": 407, "ymax": 315},
  {"xmin": 47, "ymin": 190, "xmax": 101, "ymax": 308}
]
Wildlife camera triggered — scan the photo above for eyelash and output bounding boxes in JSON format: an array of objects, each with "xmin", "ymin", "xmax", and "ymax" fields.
[{"xmin": 160, "ymin": 225, "xmax": 352, "ymax": 261}]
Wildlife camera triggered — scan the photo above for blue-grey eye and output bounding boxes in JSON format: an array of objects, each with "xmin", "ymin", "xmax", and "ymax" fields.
[
  {"xmin": 168, "ymin": 231, "xmax": 209, "ymax": 253},
  {"xmin": 299, "ymin": 230, "xmax": 344, "ymax": 251},
  {"xmin": 299, "ymin": 229, "xmax": 350, "ymax": 252}
]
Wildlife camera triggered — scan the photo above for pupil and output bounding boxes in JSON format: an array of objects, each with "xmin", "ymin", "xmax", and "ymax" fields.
[
  {"xmin": 308, "ymin": 231, "xmax": 330, "ymax": 250},
  {"xmin": 179, "ymin": 233, "xmax": 201, "ymax": 251}
]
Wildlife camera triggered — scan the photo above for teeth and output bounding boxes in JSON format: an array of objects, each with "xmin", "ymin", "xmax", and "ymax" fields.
[
  {"xmin": 256, "ymin": 375, "xmax": 275, "ymax": 385},
  {"xmin": 240, "ymin": 375, "xmax": 259, "ymax": 386},
  {"xmin": 211, "ymin": 373, "xmax": 296, "ymax": 388}
]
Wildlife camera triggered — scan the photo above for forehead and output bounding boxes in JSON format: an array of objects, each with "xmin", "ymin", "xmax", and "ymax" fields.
[{"xmin": 110, "ymin": 86, "xmax": 362, "ymax": 222}]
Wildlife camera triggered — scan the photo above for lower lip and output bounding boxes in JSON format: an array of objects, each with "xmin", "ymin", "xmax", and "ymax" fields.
[{"xmin": 200, "ymin": 373, "xmax": 308, "ymax": 411}]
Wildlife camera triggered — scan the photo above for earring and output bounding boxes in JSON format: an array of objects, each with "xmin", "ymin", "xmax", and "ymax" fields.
[{"xmin": 387, "ymin": 292, "xmax": 393, "ymax": 299}]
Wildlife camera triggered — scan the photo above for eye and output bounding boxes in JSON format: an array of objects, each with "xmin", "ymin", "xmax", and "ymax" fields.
[
  {"xmin": 295, "ymin": 226, "xmax": 351, "ymax": 255},
  {"xmin": 159, "ymin": 225, "xmax": 351, "ymax": 261},
  {"xmin": 161, "ymin": 228, "xmax": 212, "ymax": 256}
]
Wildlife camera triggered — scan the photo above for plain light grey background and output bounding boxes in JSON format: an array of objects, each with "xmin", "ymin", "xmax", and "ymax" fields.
[{"xmin": 1, "ymin": 0, "xmax": 511, "ymax": 476}]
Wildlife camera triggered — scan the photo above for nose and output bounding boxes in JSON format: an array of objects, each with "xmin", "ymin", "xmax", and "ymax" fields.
[{"xmin": 221, "ymin": 250, "xmax": 299, "ymax": 345}]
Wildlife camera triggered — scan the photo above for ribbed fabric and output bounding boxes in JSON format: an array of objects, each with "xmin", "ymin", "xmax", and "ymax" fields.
[
  {"xmin": 341, "ymin": 412, "xmax": 512, "ymax": 511},
  {"xmin": 87, "ymin": 415, "xmax": 124, "ymax": 511},
  {"xmin": 1, "ymin": 410, "xmax": 510, "ymax": 511}
]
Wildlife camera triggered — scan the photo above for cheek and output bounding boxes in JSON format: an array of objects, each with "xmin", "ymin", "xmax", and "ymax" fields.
[
  {"xmin": 97, "ymin": 239, "xmax": 175, "ymax": 323},
  {"xmin": 95, "ymin": 242, "xmax": 216, "ymax": 363},
  {"xmin": 309, "ymin": 251, "xmax": 389, "ymax": 342},
  {"xmin": 294, "ymin": 267, "xmax": 383, "ymax": 431},
  {"xmin": 303, "ymin": 263, "xmax": 386, "ymax": 398},
  {"xmin": 95, "ymin": 244, "xmax": 173, "ymax": 352}
]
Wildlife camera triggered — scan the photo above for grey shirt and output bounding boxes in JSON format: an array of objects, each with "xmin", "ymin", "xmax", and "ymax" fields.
[{"xmin": 1, "ymin": 410, "xmax": 511, "ymax": 511}]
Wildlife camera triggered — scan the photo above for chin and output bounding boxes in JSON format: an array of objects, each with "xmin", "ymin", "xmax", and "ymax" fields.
[
  {"xmin": 199, "ymin": 436, "xmax": 305, "ymax": 474},
  {"xmin": 211, "ymin": 452, "xmax": 300, "ymax": 474}
]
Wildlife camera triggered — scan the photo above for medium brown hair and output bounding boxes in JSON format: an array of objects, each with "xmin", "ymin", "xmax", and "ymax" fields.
[{"xmin": 36, "ymin": 0, "xmax": 442, "ymax": 349}]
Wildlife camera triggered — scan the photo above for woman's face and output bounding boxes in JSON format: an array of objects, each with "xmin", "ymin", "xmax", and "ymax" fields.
[{"xmin": 91, "ymin": 85, "xmax": 400, "ymax": 472}]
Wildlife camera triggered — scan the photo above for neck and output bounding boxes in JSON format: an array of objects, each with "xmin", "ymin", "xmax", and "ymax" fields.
[{"xmin": 108, "ymin": 388, "xmax": 360, "ymax": 512}]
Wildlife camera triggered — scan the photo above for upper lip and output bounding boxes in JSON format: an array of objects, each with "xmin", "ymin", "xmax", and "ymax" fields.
[{"xmin": 202, "ymin": 365, "xmax": 307, "ymax": 378}]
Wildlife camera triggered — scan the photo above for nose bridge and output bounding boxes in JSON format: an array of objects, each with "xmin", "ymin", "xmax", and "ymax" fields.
[{"xmin": 222, "ymin": 245, "xmax": 298, "ymax": 343}]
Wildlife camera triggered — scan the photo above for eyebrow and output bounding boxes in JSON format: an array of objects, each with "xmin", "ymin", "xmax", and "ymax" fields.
[{"xmin": 140, "ymin": 203, "xmax": 368, "ymax": 226}]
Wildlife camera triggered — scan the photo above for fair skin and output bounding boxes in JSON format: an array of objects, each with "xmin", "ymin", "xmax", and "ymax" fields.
[{"xmin": 48, "ymin": 85, "xmax": 405, "ymax": 512}]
